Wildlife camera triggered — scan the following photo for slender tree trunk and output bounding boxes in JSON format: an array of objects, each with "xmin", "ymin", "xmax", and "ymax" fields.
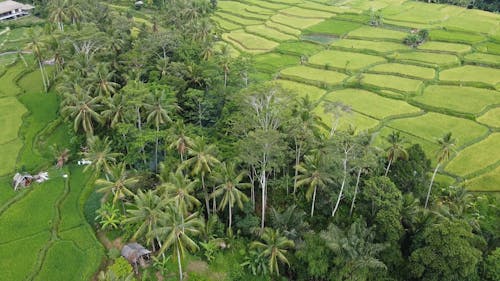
[
  {"xmin": 212, "ymin": 186, "xmax": 217, "ymax": 214},
  {"xmin": 425, "ymin": 163, "xmax": 440, "ymax": 209},
  {"xmin": 224, "ymin": 70, "xmax": 227, "ymax": 88},
  {"xmin": 155, "ymin": 126, "xmax": 159, "ymax": 173},
  {"xmin": 228, "ymin": 203, "xmax": 232, "ymax": 230},
  {"xmin": 310, "ymin": 185, "xmax": 317, "ymax": 217},
  {"xmin": 249, "ymin": 166, "xmax": 256, "ymax": 207},
  {"xmin": 38, "ymin": 59, "xmax": 47, "ymax": 93},
  {"xmin": 201, "ymin": 175, "xmax": 211, "ymax": 216},
  {"xmin": 176, "ymin": 245, "xmax": 183, "ymax": 281},
  {"xmin": 260, "ymin": 154, "xmax": 267, "ymax": 231},
  {"xmin": 332, "ymin": 157, "xmax": 348, "ymax": 217},
  {"xmin": 349, "ymin": 168, "xmax": 362, "ymax": 216},
  {"xmin": 293, "ymin": 140, "xmax": 300, "ymax": 194},
  {"xmin": 384, "ymin": 158, "xmax": 393, "ymax": 176}
]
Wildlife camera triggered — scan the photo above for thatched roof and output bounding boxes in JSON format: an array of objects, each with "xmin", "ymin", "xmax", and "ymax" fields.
[
  {"xmin": 121, "ymin": 243, "xmax": 151, "ymax": 264},
  {"xmin": 0, "ymin": 1, "xmax": 34, "ymax": 14}
]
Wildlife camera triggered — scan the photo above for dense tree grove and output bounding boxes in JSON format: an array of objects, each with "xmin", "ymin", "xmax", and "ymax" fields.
[
  {"xmin": 28, "ymin": 0, "xmax": 499, "ymax": 280},
  {"xmin": 419, "ymin": 0, "xmax": 500, "ymax": 12}
]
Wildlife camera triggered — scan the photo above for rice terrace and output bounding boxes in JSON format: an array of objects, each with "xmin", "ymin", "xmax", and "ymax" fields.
[
  {"xmin": 213, "ymin": 0, "xmax": 500, "ymax": 192},
  {"xmin": 0, "ymin": 0, "xmax": 498, "ymax": 280}
]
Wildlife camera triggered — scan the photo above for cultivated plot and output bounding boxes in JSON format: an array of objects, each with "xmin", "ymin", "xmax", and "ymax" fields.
[
  {"xmin": 445, "ymin": 133, "xmax": 500, "ymax": 177},
  {"xmin": 368, "ymin": 63, "xmax": 435, "ymax": 80},
  {"xmin": 412, "ymin": 85, "xmax": 500, "ymax": 115},
  {"xmin": 387, "ymin": 112, "xmax": 489, "ymax": 147},
  {"xmin": 280, "ymin": 65, "xmax": 348, "ymax": 86},
  {"xmin": 323, "ymin": 88, "xmax": 420, "ymax": 119},
  {"xmin": 308, "ymin": 50, "xmax": 386, "ymax": 71},
  {"xmin": 358, "ymin": 73, "xmax": 423, "ymax": 93},
  {"xmin": 439, "ymin": 65, "xmax": 500, "ymax": 87},
  {"xmin": 477, "ymin": 107, "xmax": 500, "ymax": 128}
]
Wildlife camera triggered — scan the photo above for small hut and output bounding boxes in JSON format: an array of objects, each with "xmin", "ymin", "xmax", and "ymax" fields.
[
  {"xmin": 12, "ymin": 173, "xmax": 33, "ymax": 190},
  {"xmin": 121, "ymin": 243, "xmax": 151, "ymax": 273}
]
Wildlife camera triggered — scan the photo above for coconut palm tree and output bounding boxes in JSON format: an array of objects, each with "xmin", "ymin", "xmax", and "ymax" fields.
[
  {"xmin": 323, "ymin": 100, "xmax": 351, "ymax": 136},
  {"xmin": 162, "ymin": 171, "xmax": 201, "ymax": 218},
  {"xmin": 52, "ymin": 146, "xmax": 70, "ymax": 168},
  {"xmin": 321, "ymin": 220, "xmax": 387, "ymax": 280},
  {"xmin": 181, "ymin": 137, "xmax": 220, "ymax": 216},
  {"xmin": 88, "ymin": 63, "xmax": 120, "ymax": 97},
  {"xmin": 211, "ymin": 162, "xmax": 250, "ymax": 231},
  {"xmin": 27, "ymin": 28, "xmax": 48, "ymax": 92},
  {"xmin": 153, "ymin": 206, "xmax": 204, "ymax": 281},
  {"xmin": 96, "ymin": 162, "xmax": 139, "ymax": 210},
  {"xmin": 82, "ymin": 136, "xmax": 121, "ymax": 179},
  {"xmin": 295, "ymin": 152, "xmax": 334, "ymax": 217},
  {"xmin": 167, "ymin": 120, "xmax": 194, "ymax": 162},
  {"xmin": 145, "ymin": 86, "xmax": 178, "ymax": 171},
  {"xmin": 123, "ymin": 189, "xmax": 164, "ymax": 251},
  {"xmin": 251, "ymin": 228, "xmax": 295, "ymax": 276},
  {"xmin": 384, "ymin": 131, "xmax": 408, "ymax": 176},
  {"xmin": 61, "ymin": 86, "xmax": 104, "ymax": 136},
  {"xmin": 102, "ymin": 93, "xmax": 133, "ymax": 129},
  {"xmin": 66, "ymin": 0, "xmax": 83, "ymax": 25},
  {"xmin": 49, "ymin": 0, "xmax": 69, "ymax": 31},
  {"xmin": 425, "ymin": 132, "xmax": 456, "ymax": 209}
]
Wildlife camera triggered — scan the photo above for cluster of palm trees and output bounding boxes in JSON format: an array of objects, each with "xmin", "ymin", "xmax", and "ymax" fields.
[{"xmin": 84, "ymin": 130, "xmax": 296, "ymax": 279}]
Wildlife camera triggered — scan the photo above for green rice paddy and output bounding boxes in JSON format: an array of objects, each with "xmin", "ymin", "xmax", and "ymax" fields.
[{"xmin": 190, "ymin": 0, "xmax": 500, "ymax": 190}]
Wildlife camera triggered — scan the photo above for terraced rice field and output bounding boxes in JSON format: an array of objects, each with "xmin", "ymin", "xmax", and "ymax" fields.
[
  {"xmin": 0, "ymin": 57, "xmax": 103, "ymax": 280},
  {"xmin": 214, "ymin": 0, "xmax": 500, "ymax": 190}
]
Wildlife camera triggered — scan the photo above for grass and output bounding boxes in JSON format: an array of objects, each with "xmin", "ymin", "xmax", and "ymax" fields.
[
  {"xmin": 347, "ymin": 26, "xmax": 408, "ymax": 41},
  {"xmin": 0, "ymin": 53, "xmax": 17, "ymax": 66},
  {"xmin": 217, "ymin": 1, "xmax": 270, "ymax": 20},
  {"xmin": 0, "ymin": 139, "xmax": 23, "ymax": 177},
  {"xmin": 428, "ymin": 29, "xmax": 486, "ymax": 44},
  {"xmin": 212, "ymin": 16, "xmax": 242, "ymax": 31},
  {"xmin": 213, "ymin": 41, "xmax": 240, "ymax": 58},
  {"xmin": 0, "ymin": 61, "xmax": 26, "ymax": 97},
  {"xmin": 33, "ymin": 241, "xmax": 96, "ymax": 281},
  {"xmin": 443, "ymin": 10, "xmax": 498, "ymax": 34},
  {"xmin": 413, "ymin": 85, "xmax": 500, "ymax": 115},
  {"xmin": 0, "ymin": 231, "xmax": 50, "ymax": 281},
  {"xmin": 323, "ymin": 88, "xmax": 420, "ymax": 119},
  {"xmin": 215, "ymin": 12, "xmax": 263, "ymax": 26},
  {"xmin": 275, "ymin": 79, "xmax": 326, "ymax": 100},
  {"xmin": 418, "ymin": 41, "xmax": 471, "ymax": 54},
  {"xmin": 0, "ymin": 97, "xmax": 27, "ymax": 144},
  {"xmin": 275, "ymin": 41, "xmax": 324, "ymax": 56},
  {"xmin": 466, "ymin": 165, "xmax": 500, "ymax": 191},
  {"xmin": 372, "ymin": 126, "xmax": 439, "ymax": 160},
  {"xmin": 0, "ymin": 177, "xmax": 65, "ymax": 243},
  {"xmin": 463, "ymin": 53, "xmax": 500, "ymax": 67},
  {"xmin": 389, "ymin": 51, "xmax": 460, "ymax": 67},
  {"xmin": 475, "ymin": 41, "xmax": 500, "ymax": 55},
  {"xmin": 304, "ymin": 19, "xmax": 362, "ymax": 36},
  {"xmin": 368, "ymin": 63, "xmax": 435, "ymax": 79},
  {"xmin": 224, "ymin": 30, "xmax": 279, "ymax": 52},
  {"xmin": 308, "ymin": 50, "xmax": 386, "ymax": 71},
  {"xmin": 241, "ymin": 0, "xmax": 289, "ymax": 10},
  {"xmin": 387, "ymin": 112, "xmax": 489, "ymax": 147},
  {"xmin": 316, "ymin": 105, "xmax": 380, "ymax": 132},
  {"xmin": 59, "ymin": 167, "xmax": 92, "ymax": 231},
  {"xmin": 477, "ymin": 108, "xmax": 500, "ymax": 128},
  {"xmin": 246, "ymin": 25, "xmax": 296, "ymax": 41},
  {"xmin": 359, "ymin": 73, "xmax": 423, "ymax": 93},
  {"xmin": 264, "ymin": 21, "xmax": 301, "ymax": 36},
  {"xmin": 439, "ymin": 65, "xmax": 500, "ymax": 87},
  {"xmin": 271, "ymin": 13, "xmax": 324, "ymax": 29},
  {"xmin": 17, "ymin": 69, "xmax": 49, "ymax": 93},
  {"xmin": 445, "ymin": 133, "xmax": 500, "ymax": 177},
  {"xmin": 280, "ymin": 6, "xmax": 334, "ymax": 18},
  {"xmin": 280, "ymin": 65, "xmax": 348, "ymax": 86},
  {"xmin": 298, "ymin": 2, "xmax": 350, "ymax": 13},
  {"xmin": 331, "ymin": 39, "xmax": 408, "ymax": 53},
  {"xmin": 382, "ymin": 1, "xmax": 462, "ymax": 24},
  {"xmin": 253, "ymin": 52, "xmax": 299, "ymax": 73}
]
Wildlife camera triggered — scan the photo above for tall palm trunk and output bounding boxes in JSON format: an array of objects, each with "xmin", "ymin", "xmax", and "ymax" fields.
[
  {"xmin": 310, "ymin": 185, "xmax": 317, "ymax": 217},
  {"xmin": 176, "ymin": 244, "xmax": 183, "ymax": 281},
  {"xmin": 260, "ymin": 153, "xmax": 267, "ymax": 230},
  {"xmin": 201, "ymin": 175, "xmax": 211, "ymax": 216},
  {"xmin": 349, "ymin": 168, "xmax": 362, "ymax": 216},
  {"xmin": 384, "ymin": 158, "xmax": 393, "ymax": 176},
  {"xmin": 228, "ymin": 203, "xmax": 232, "ymax": 230},
  {"xmin": 293, "ymin": 140, "xmax": 301, "ymax": 194},
  {"xmin": 425, "ymin": 163, "xmax": 440, "ymax": 209},
  {"xmin": 212, "ymin": 186, "xmax": 217, "ymax": 214},
  {"xmin": 332, "ymin": 157, "xmax": 348, "ymax": 217},
  {"xmin": 37, "ymin": 59, "xmax": 48, "ymax": 92},
  {"xmin": 155, "ymin": 125, "xmax": 159, "ymax": 172}
]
